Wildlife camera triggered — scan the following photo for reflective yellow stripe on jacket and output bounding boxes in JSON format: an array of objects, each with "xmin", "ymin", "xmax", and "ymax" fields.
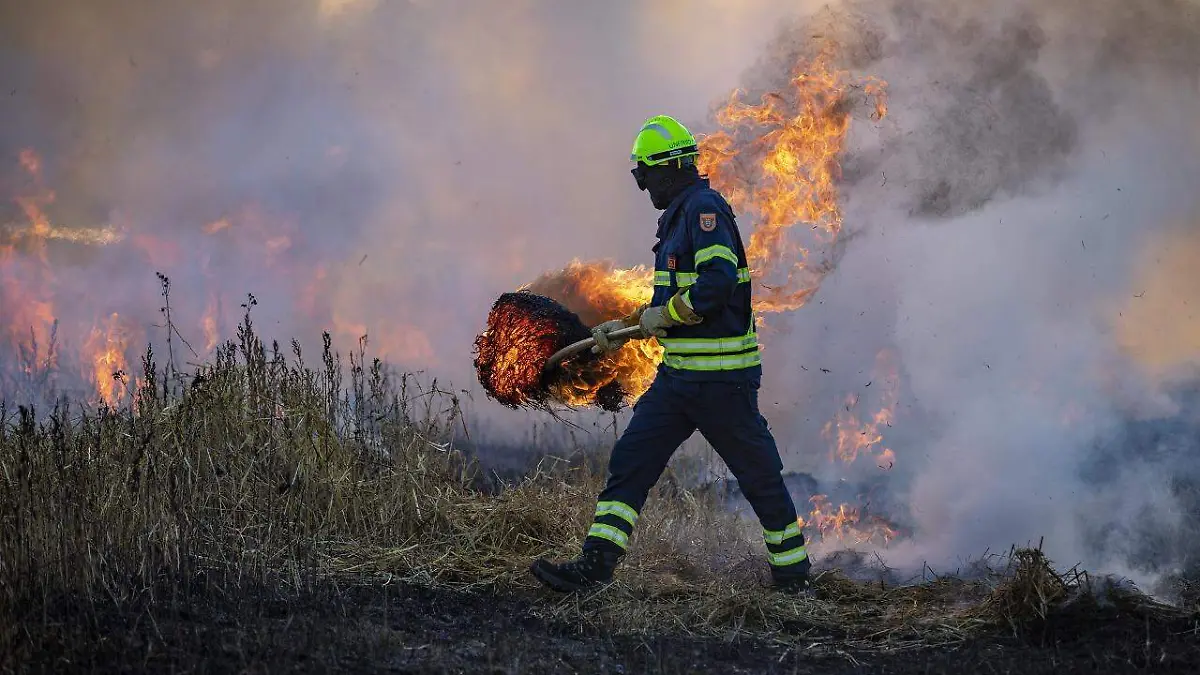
[
  {"xmin": 693, "ymin": 244, "xmax": 739, "ymax": 267},
  {"xmin": 658, "ymin": 323, "xmax": 760, "ymax": 372},
  {"xmin": 661, "ymin": 350, "xmax": 762, "ymax": 371},
  {"xmin": 654, "ymin": 267, "xmax": 752, "ymax": 287},
  {"xmin": 648, "ymin": 247, "xmax": 759, "ymax": 372},
  {"xmin": 657, "ymin": 331, "xmax": 758, "ymax": 355}
]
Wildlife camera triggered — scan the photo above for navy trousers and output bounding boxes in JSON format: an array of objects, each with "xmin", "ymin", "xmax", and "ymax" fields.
[{"xmin": 581, "ymin": 370, "xmax": 810, "ymax": 578}]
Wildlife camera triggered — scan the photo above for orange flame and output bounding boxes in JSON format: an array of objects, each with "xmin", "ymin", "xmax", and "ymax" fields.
[
  {"xmin": 524, "ymin": 260, "xmax": 658, "ymax": 404},
  {"xmin": 805, "ymin": 349, "xmax": 903, "ymax": 546},
  {"xmin": 201, "ymin": 293, "xmax": 221, "ymax": 354},
  {"xmin": 825, "ymin": 391, "xmax": 902, "ymax": 466},
  {"xmin": 701, "ymin": 48, "xmax": 888, "ymax": 312},
  {"xmin": 2, "ymin": 151, "xmax": 150, "ymax": 406},
  {"xmin": 1, "ymin": 149, "xmax": 368, "ymax": 410},
  {"xmin": 1, "ymin": 241, "xmax": 57, "ymax": 374},
  {"xmin": 83, "ymin": 313, "xmax": 132, "ymax": 407},
  {"xmin": 800, "ymin": 494, "xmax": 900, "ymax": 547},
  {"xmin": 821, "ymin": 351, "xmax": 898, "ymax": 467},
  {"xmin": 3, "ymin": 150, "xmax": 59, "ymax": 374},
  {"xmin": 526, "ymin": 48, "xmax": 886, "ymax": 407}
]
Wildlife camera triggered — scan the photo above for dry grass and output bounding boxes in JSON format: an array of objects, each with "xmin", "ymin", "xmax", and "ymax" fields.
[{"xmin": 1, "ymin": 307, "xmax": 1195, "ymax": 670}]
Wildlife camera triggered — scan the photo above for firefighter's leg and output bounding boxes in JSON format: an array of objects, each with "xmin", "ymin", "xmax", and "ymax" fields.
[
  {"xmin": 531, "ymin": 374, "xmax": 696, "ymax": 592},
  {"xmin": 583, "ymin": 373, "xmax": 697, "ymax": 553},
  {"xmin": 693, "ymin": 380, "xmax": 811, "ymax": 584}
]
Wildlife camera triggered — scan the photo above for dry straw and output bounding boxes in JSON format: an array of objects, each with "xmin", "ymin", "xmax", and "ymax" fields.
[{"xmin": 1, "ymin": 301, "xmax": 1194, "ymax": 662}]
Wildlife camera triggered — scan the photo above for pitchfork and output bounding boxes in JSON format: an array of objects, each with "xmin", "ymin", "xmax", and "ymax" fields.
[{"xmin": 542, "ymin": 325, "xmax": 645, "ymax": 373}]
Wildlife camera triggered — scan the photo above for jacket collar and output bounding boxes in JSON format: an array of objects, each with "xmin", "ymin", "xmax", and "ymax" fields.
[{"xmin": 655, "ymin": 177, "xmax": 708, "ymax": 241}]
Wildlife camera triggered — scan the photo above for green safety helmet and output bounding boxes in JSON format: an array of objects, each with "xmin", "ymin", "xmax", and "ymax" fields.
[{"xmin": 630, "ymin": 115, "xmax": 699, "ymax": 167}]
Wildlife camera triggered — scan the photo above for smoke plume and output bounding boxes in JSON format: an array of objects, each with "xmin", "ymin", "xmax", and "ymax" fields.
[{"xmin": 748, "ymin": 0, "xmax": 1200, "ymax": 588}]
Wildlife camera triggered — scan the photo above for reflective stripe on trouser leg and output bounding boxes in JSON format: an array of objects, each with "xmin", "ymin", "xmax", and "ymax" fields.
[
  {"xmin": 764, "ymin": 519, "xmax": 809, "ymax": 567},
  {"xmin": 582, "ymin": 374, "xmax": 698, "ymax": 554},
  {"xmin": 686, "ymin": 378, "xmax": 810, "ymax": 574},
  {"xmin": 584, "ymin": 500, "xmax": 640, "ymax": 550}
]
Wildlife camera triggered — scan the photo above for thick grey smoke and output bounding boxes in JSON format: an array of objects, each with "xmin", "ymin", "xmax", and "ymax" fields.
[
  {"xmin": 741, "ymin": 0, "xmax": 1200, "ymax": 590},
  {"xmin": 743, "ymin": 2, "xmax": 1080, "ymax": 217}
]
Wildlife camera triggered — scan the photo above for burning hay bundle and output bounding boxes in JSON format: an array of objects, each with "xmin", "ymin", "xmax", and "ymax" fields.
[{"xmin": 473, "ymin": 291, "xmax": 632, "ymax": 411}]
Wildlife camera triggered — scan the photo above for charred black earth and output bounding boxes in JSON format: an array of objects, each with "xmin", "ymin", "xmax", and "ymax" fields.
[{"xmin": 11, "ymin": 579, "xmax": 1200, "ymax": 674}]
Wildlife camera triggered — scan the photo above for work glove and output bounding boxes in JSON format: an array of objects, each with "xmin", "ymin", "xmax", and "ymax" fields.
[
  {"xmin": 590, "ymin": 306, "xmax": 646, "ymax": 354},
  {"xmin": 639, "ymin": 290, "xmax": 702, "ymax": 338}
]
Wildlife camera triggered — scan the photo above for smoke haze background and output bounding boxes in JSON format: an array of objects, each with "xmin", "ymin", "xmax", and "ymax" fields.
[
  {"xmin": 761, "ymin": 0, "xmax": 1200, "ymax": 586},
  {"xmin": 2, "ymin": 0, "xmax": 1199, "ymax": 589},
  {"xmin": 0, "ymin": 0, "xmax": 807, "ymax": 392}
]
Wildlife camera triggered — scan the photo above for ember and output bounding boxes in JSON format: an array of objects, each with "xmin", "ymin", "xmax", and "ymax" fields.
[{"xmin": 472, "ymin": 291, "xmax": 626, "ymax": 411}]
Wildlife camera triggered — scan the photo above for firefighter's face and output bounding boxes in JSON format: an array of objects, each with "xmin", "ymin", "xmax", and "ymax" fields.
[
  {"xmin": 630, "ymin": 163, "xmax": 649, "ymax": 191},
  {"xmin": 631, "ymin": 162, "xmax": 677, "ymax": 210}
]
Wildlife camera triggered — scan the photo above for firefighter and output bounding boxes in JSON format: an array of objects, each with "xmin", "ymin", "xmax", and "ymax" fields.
[{"xmin": 530, "ymin": 115, "xmax": 811, "ymax": 593}]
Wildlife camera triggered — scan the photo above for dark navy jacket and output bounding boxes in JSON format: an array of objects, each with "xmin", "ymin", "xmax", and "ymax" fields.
[{"xmin": 650, "ymin": 178, "xmax": 760, "ymax": 382}]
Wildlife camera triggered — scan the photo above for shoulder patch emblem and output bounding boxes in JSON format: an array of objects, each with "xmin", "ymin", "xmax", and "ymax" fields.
[
  {"xmin": 667, "ymin": 254, "xmax": 677, "ymax": 270},
  {"xmin": 699, "ymin": 213, "xmax": 717, "ymax": 232}
]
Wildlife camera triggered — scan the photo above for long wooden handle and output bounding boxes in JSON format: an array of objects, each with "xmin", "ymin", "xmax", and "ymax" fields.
[{"xmin": 543, "ymin": 325, "xmax": 646, "ymax": 372}]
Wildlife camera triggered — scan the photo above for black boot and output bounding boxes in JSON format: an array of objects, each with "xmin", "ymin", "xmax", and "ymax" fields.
[
  {"xmin": 771, "ymin": 571, "xmax": 812, "ymax": 594},
  {"xmin": 771, "ymin": 560, "xmax": 813, "ymax": 595},
  {"xmin": 530, "ymin": 548, "xmax": 622, "ymax": 593}
]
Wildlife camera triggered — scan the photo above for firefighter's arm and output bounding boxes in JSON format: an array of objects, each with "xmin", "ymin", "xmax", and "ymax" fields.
[{"xmin": 678, "ymin": 208, "xmax": 738, "ymax": 321}]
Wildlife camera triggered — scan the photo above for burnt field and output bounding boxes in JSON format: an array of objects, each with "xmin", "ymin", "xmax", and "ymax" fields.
[
  {"xmin": 3, "ymin": 322, "xmax": 1198, "ymax": 674},
  {"xmin": 14, "ymin": 577, "xmax": 1200, "ymax": 674}
]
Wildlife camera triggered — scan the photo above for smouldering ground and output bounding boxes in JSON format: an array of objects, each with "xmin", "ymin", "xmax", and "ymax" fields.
[
  {"xmin": 17, "ymin": 578, "xmax": 1200, "ymax": 674},
  {"xmin": 3, "ymin": 325, "xmax": 1198, "ymax": 673}
]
